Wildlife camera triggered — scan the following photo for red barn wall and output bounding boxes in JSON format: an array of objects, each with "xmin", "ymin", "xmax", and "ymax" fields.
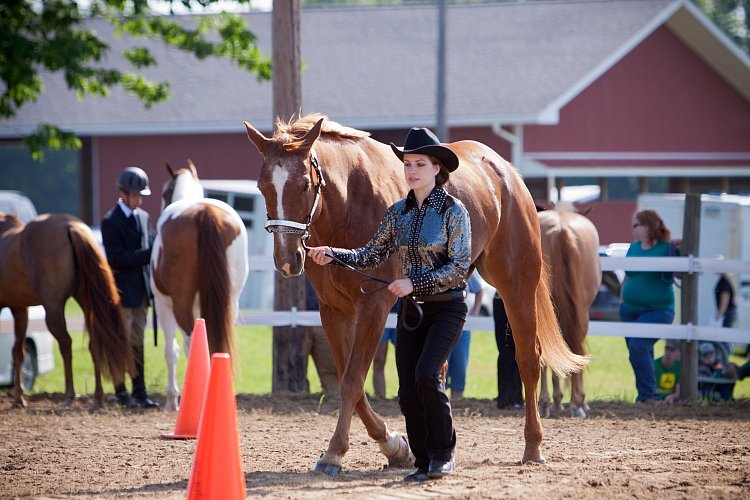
[
  {"xmin": 95, "ymin": 133, "xmax": 263, "ymax": 222},
  {"xmin": 525, "ymin": 26, "xmax": 750, "ymax": 164}
]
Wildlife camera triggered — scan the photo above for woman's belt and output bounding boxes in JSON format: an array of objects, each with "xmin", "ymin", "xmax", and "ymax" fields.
[{"xmin": 411, "ymin": 290, "xmax": 466, "ymax": 303}]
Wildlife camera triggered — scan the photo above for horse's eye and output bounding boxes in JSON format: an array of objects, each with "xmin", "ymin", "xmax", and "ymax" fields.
[{"xmin": 304, "ymin": 180, "xmax": 311, "ymax": 192}]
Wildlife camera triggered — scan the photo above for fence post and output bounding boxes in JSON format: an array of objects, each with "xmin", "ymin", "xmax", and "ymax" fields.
[{"xmin": 679, "ymin": 194, "xmax": 701, "ymax": 401}]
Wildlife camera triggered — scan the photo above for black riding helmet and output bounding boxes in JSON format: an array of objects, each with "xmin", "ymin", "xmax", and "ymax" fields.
[{"xmin": 116, "ymin": 167, "xmax": 151, "ymax": 196}]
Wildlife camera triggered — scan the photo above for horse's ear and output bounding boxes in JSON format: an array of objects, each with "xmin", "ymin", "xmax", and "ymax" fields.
[
  {"xmin": 187, "ymin": 159, "xmax": 199, "ymax": 178},
  {"xmin": 244, "ymin": 121, "xmax": 273, "ymax": 157},
  {"xmin": 298, "ymin": 118, "xmax": 324, "ymax": 154},
  {"xmin": 165, "ymin": 161, "xmax": 176, "ymax": 178}
]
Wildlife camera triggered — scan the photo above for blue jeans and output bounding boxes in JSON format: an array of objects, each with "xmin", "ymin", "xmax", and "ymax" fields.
[
  {"xmin": 381, "ymin": 327, "xmax": 397, "ymax": 345},
  {"xmin": 620, "ymin": 303, "xmax": 675, "ymax": 402},
  {"xmin": 447, "ymin": 330, "xmax": 471, "ymax": 393}
]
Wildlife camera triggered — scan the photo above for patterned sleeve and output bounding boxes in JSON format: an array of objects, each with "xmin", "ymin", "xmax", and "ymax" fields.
[
  {"xmin": 412, "ymin": 201, "xmax": 472, "ymax": 296},
  {"xmin": 329, "ymin": 205, "xmax": 396, "ymax": 270}
]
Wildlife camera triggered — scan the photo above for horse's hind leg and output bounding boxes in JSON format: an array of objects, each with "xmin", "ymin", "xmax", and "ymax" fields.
[
  {"xmin": 10, "ymin": 308, "xmax": 29, "ymax": 408},
  {"xmin": 44, "ymin": 307, "xmax": 75, "ymax": 407},
  {"xmin": 87, "ymin": 333, "xmax": 105, "ymax": 407},
  {"xmin": 569, "ymin": 372, "xmax": 587, "ymax": 419},
  {"xmin": 538, "ymin": 365, "xmax": 551, "ymax": 418},
  {"xmin": 155, "ymin": 295, "xmax": 181, "ymax": 411},
  {"xmin": 552, "ymin": 373, "xmax": 564, "ymax": 414}
]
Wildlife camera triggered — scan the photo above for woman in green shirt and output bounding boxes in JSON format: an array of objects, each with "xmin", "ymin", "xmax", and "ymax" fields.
[{"xmin": 620, "ymin": 209, "xmax": 675, "ymax": 402}]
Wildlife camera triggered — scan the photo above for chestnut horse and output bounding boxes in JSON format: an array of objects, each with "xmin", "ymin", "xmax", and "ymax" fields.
[
  {"xmin": 243, "ymin": 113, "xmax": 588, "ymax": 475},
  {"xmin": 150, "ymin": 160, "xmax": 249, "ymax": 410},
  {"xmin": 0, "ymin": 212, "xmax": 134, "ymax": 407},
  {"xmin": 537, "ymin": 203, "xmax": 601, "ymax": 419}
]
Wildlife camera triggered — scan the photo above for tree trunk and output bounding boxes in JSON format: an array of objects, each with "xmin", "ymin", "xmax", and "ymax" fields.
[{"xmin": 271, "ymin": 0, "xmax": 307, "ymax": 393}]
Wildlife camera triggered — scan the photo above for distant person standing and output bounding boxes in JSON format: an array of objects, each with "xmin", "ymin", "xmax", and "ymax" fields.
[
  {"xmin": 620, "ymin": 209, "xmax": 675, "ymax": 403},
  {"xmin": 494, "ymin": 293, "xmax": 524, "ymax": 409},
  {"xmin": 101, "ymin": 167, "xmax": 159, "ymax": 409},
  {"xmin": 713, "ymin": 257, "xmax": 737, "ymax": 328}
]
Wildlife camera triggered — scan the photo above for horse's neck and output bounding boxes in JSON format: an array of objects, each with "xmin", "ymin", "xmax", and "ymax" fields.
[
  {"xmin": 312, "ymin": 140, "xmax": 402, "ymax": 244},
  {"xmin": 172, "ymin": 175, "xmax": 204, "ymax": 203}
]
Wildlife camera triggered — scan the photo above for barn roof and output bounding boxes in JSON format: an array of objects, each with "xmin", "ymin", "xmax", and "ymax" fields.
[{"xmin": 1, "ymin": 0, "xmax": 749, "ymax": 137}]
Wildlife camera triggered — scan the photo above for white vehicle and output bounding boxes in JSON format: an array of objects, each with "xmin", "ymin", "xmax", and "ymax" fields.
[
  {"xmin": 0, "ymin": 190, "xmax": 37, "ymax": 222},
  {"xmin": 0, "ymin": 306, "xmax": 56, "ymax": 391}
]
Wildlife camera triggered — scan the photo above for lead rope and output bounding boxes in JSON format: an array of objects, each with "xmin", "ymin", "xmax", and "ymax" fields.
[{"xmin": 301, "ymin": 236, "xmax": 423, "ymax": 331}]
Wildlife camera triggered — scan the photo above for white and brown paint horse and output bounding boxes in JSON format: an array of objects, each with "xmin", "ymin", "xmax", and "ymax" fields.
[
  {"xmin": 243, "ymin": 113, "xmax": 588, "ymax": 475},
  {"xmin": 150, "ymin": 161, "xmax": 248, "ymax": 411},
  {"xmin": 538, "ymin": 202, "xmax": 601, "ymax": 418}
]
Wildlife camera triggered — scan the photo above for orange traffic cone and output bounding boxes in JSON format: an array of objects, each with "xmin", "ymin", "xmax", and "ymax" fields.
[
  {"xmin": 161, "ymin": 318, "xmax": 210, "ymax": 439},
  {"xmin": 186, "ymin": 353, "xmax": 246, "ymax": 499}
]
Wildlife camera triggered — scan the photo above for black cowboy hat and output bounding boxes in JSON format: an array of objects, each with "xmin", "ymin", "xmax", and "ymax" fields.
[{"xmin": 390, "ymin": 128, "xmax": 460, "ymax": 172}]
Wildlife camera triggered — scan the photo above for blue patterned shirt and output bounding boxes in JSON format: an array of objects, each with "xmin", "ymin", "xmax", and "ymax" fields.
[{"xmin": 330, "ymin": 185, "xmax": 472, "ymax": 296}]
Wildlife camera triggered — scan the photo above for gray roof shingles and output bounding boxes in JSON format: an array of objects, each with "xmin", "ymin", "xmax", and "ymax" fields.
[{"xmin": 0, "ymin": 0, "xmax": 683, "ymax": 136}]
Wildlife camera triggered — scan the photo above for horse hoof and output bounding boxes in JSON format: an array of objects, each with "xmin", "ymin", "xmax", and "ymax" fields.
[
  {"xmin": 570, "ymin": 404, "xmax": 587, "ymax": 419},
  {"xmin": 12, "ymin": 397, "xmax": 27, "ymax": 409},
  {"xmin": 387, "ymin": 435, "xmax": 415, "ymax": 469},
  {"xmin": 313, "ymin": 461, "xmax": 342, "ymax": 477},
  {"xmin": 521, "ymin": 454, "xmax": 546, "ymax": 465}
]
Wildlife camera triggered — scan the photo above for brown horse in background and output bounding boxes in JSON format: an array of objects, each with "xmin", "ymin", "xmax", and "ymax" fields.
[
  {"xmin": 244, "ymin": 113, "xmax": 588, "ymax": 475},
  {"xmin": 0, "ymin": 212, "xmax": 134, "ymax": 407},
  {"xmin": 538, "ymin": 202, "xmax": 601, "ymax": 419}
]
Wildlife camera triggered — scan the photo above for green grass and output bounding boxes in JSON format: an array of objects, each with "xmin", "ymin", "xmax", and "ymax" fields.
[{"xmin": 25, "ymin": 317, "xmax": 750, "ymax": 401}]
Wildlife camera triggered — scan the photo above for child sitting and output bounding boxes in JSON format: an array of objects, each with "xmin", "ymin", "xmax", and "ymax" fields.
[{"xmin": 698, "ymin": 342, "xmax": 736, "ymax": 401}]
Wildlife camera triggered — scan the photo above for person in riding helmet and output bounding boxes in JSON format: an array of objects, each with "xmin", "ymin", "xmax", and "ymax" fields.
[{"xmin": 101, "ymin": 167, "xmax": 159, "ymax": 409}]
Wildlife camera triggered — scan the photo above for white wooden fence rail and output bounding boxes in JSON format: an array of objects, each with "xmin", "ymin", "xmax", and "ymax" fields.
[{"xmin": 3, "ymin": 255, "xmax": 748, "ymax": 345}]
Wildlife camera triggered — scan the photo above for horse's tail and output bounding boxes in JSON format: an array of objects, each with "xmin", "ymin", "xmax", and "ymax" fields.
[
  {"xmin": 536, "ymin": 263, "xmax": 590, "ymax": 378},
  {"xmin": 68, "ymin": 222, "xmax": 135, "ymax": 380},
  {"xmin": 549, "ymin": 226, "xmax": 589, "ymax": 357},
  {"xmin": 195, "ymin": 206, "xmax": 234, "ymax": 358}
]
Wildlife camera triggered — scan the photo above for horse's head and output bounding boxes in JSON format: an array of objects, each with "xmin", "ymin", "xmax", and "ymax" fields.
[
  {"xmin": 161, "ymin": 160, "xmax": 204, "ymax": 210},
  {"xmin": 0, "ymin": 212, "xmax": 23, "ymax": 235},
  {"xmin": 244, "ymin": 115, "xmax": 326, "ymax": 277}
]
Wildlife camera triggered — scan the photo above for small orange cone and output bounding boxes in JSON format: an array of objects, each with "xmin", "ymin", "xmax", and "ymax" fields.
[
  {"xmin": 186, "ymin": 353, "xmax": 246, "ymax": 499},
  {"xmin": 161, "ymin": 318, "xmax": 210, "ymax": 439}
]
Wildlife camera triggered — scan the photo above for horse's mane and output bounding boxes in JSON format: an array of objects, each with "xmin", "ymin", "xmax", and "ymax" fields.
[{"xmin": 274, "ymin": 113, "xmax": 370, "ymax": 152}]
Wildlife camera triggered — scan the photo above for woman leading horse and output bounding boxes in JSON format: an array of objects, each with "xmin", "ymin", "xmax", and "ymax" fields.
[{"xmin": 244, "ymin": 113, "xmax": 588, "ymax": 475}]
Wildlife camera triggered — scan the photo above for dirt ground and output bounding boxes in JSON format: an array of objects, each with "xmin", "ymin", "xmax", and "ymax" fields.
[{"xmin": 1, "ymin": 392, "xmax": 749, "ymax": 499}]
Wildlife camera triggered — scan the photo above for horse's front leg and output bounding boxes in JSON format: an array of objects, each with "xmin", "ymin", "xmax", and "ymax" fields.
[
  {"xmin": 10, "ymin": 308, "xmax": 29, "ymax": 408},
  {"xmin": 355, "ymin": 393, "xmax": 414, "ymax": 468},
  {"xmin": 314, "ymin": 369, "xmax": 357, "ymax": 476}
]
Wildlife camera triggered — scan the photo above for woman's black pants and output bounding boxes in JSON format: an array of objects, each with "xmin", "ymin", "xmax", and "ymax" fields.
[{"xmin": 396, "ymin": 298, "xmax": 467, "ymax": 469}]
